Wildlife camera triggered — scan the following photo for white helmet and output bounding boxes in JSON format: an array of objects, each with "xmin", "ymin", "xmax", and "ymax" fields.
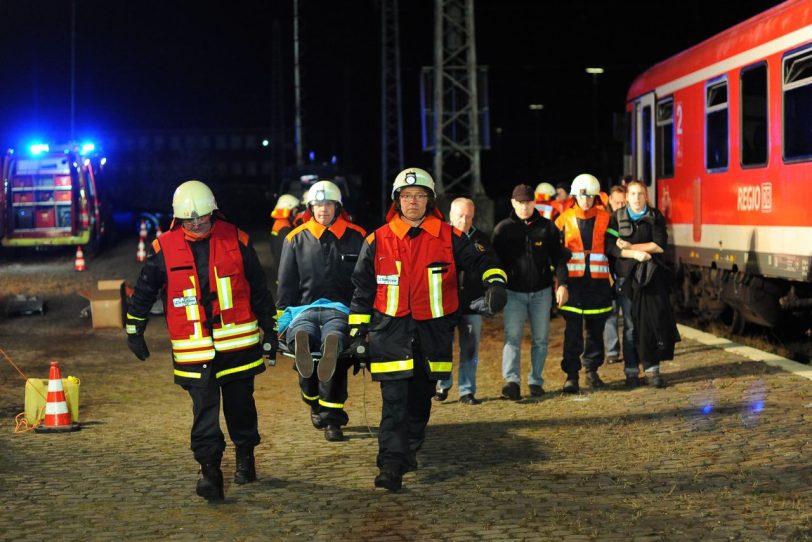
[
  {"xmin": 274, "ymin": 193, "xmax": 300, "ymax": 211},
  {"xmin": 306, "ymin": 180, "xmax": 342, "ymax": 206},
  {"xmin": 172, "ymin": 180, "xmax": 217, "ymax": 219},
  {"xmin": 535, "ymin": 182, "xmax": 556, "ymax": 200},
  {"xmin": 392, "ymin": 167, "xmax": 435, "ymax": 199},
  {"xmin": 570, "ymin": 173, "xmax": 601, "ymax": 197}
]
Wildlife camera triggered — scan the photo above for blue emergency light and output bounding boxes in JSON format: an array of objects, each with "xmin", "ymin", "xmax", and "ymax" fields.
[
  {"xmin": 30, "ymin": 143, "xmax": 50, "ymax": 155},
  {"xmin": 80, "ymin": 142, "xmax": 95, "ymax": 155}
]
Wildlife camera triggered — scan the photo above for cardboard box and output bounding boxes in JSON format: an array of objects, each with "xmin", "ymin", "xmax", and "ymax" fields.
[{"xmin": 82, "ymin": 279, "xmax": 126, "ymax": 329}]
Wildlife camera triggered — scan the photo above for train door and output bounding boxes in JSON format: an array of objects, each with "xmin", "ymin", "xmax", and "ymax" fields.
[{"xmin": 631, "ymin": 92, "xmax": 657, "ymax": 203}]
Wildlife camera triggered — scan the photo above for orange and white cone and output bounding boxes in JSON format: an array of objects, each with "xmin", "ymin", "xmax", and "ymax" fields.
[
  {"xmin": 136, "ymin": 238, "xmax": 147, "ymax": 262},
  {"xmin": 139, "ymin": 219, "xmax": 148, "ymax": 240},
  {"xmin": 74, "ymin": 246, "xmax": 86, "ymax": 272},
  {"xmin": 35, "ymin": 361, "xmax": 80, "ymax": 433}
]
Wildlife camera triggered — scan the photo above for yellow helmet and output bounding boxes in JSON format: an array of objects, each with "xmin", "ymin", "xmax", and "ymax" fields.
[
  {"xmin": 172, "ymin": 180, "xmax": 217, "ymax": 219},
  {"xmin": 570, "ymin": 173, "xmax": 601, "ymax": 197},
  {"xmin": 305, "ymin": 180, "xmax": 343, "ymax": 206},
  {"xmin": 535, "ymin": 182, "xmax": 556, "ymax": 200},
  {"xmin": 392, "ymin": 167, "xmax": 435, "ymax": 199},
  {"xmin": 274, "ymin": 194, "xmax": 300, "ymax": 211}
]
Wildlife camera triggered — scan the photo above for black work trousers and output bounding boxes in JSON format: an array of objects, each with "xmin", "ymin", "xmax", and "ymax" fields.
[
  {"xmin": 377, "ymin": 348, "xmax": 435, "ymax": 474},
  {"xmin": 560, "ymin": 311, "xmax": 608, "ymax": 376},
  {"xmin": 299, "ymin": 359, "xmax": 350, "ymax": 427},
  {"xmin": 185, "ymin": 375, "xmax": 260, "ymax": 463}
]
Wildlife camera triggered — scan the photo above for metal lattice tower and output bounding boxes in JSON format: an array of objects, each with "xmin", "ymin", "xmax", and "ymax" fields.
[
  {"xmin": 422, "ymin": 0, "xmax": 489, "ymax": 198},
  {"xmin": 380, "ymin": 0, "xmax": 405, "ymax": 217}
]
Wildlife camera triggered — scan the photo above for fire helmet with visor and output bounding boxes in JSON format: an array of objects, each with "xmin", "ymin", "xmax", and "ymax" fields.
[
  {"xmin": 172, "ymin": 180, "xmax": 218, "ymax": 219},
  {"xmin": 305, "ymin": 180, "xmax": 343, "ymax": 207},
  {"xmin": 570, "ymin": 173, "xmax": 601, "ymax": 198},
  {"xmin": 535, "ymin": 182, "xmax": 556, "ymax": 200},
  {"xmin": 391, "ymin": 167, "xmax": 435, "ymax": 200},
  {"xmin": 274, "ymin": 193, "xmax": 300, "ymax": 211}
]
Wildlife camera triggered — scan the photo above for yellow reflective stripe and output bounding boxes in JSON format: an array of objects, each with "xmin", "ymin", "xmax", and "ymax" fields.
[
  {"xmin": 215, "ymin": 266, "xmax": 234, "ymax": 311},
  {"xmin": 349, "ymin": 314, "xmax": 371, "ymax": 325},
  {"xmin": 428, "ymin": 267, "xmax": 444, "ymax": 318},
  {"xmin": 302, "ymin": 392, "xmax": 319, "ymax": 401},
  {"xmin": 184, "ymin": 283, "xmax": 201, "ymax": 322},
  {"xmin": 215, "ymin": 358, "xmax": 264, "ymax": 379},
  {"xmin": 126, "ymin": 313, "xmax": 146, "ymax": 321},
  {"xmin": 482, "ymin": 268, "xmax": 507, "ymax": 283},
  {"xmin": 173, "ymin": 349, "xmax": 216, "ymax": 362},
  {"xmin": 276, "ymin": 309, "xmax": 284, "ymax": 320},
  {"xmin": 171, "ymin": 336, "xmax": 214, "ymax": 349},
  {"xmin": 370, "ymin": 359, "xmax": 414, "ymax": 373},
  {"xmin": 385, "ymin": 284, "xmax": 399, "ymax": 316},
  {"xmin": 174, "ymin": 369, "xmax": 202, "ymax": 379},
  {"xmin": 559, "ymin": 305, "xmax": 614, "ymax": 315},
  {"xmin": 126, "ymin": 325, "xmax": 137, "ymax": 334},
  {"xmin": 213, "ymin": 320, "xmax": 259, "ymax": 339},
  {"xmin": 428, "ymin": 360, "xmax": 452, "ymax": 373},
  {"xmin": 318, "ymin": 399, "xmax": 345, "ymax": 409},
  {"xmin": 214, "ymin": 334, "xmax": 261, "ymax": 351}
]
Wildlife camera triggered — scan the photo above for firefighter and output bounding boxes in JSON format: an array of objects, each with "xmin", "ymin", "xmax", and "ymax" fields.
[
  {"xmin": 125, "ymin": 180, "xmax": 277, "ymax": 502},
  {"xmin": 269, "ymin": 193, "xmax": 300, "ymax": 294},
  {"xmin": 350, "ymin": 167, "xmax": 507, "ymax": 491},
  {"xmin": 554, "ymin": 173, "xmax": 614, "ymax": 393},
  {"xmin": 276, "ymin": 180, "xmax": 366, "ymax": 442},
  {"xmin": 534, "ymin": 181, "xmax": 560, "ymax": 220}
]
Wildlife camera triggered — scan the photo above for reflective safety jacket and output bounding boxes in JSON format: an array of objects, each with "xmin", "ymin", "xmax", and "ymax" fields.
[
  {"xmin": 534, "ymin": 196, "xmax": 559, "ymax": 221},
  {"xmin": 350, "ymin": 209, "xmax": 506, "ymax": 381},
  {"xmin": 554, "ymin": 205, "xmax": 614, "ymax": 316}
]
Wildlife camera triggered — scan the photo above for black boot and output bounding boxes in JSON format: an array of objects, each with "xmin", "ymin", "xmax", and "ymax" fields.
[
  {"xmin": 585, "ymin": 370, "xmax": 605, "ymax": 389},
  {"xmin": 234, "ymin": 447, "xmax": 257, "ymax": 485},
  {"xmin": 374, "ymin": 465, "xmax": 403, "ymax": 492},
  {"xmin": 196, "ymin": 459, "xmax": 224, "ymax": 501},
  {"xmin": 562, "ymin": 374, "xmax": 579, "ymax": 394}
]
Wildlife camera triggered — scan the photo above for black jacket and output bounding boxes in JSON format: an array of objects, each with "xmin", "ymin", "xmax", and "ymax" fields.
[
  {"xmin": 458, "ymin": 226, "xmax": 493, "ymax": 315},
  {"xmin": 492, "ymin": 210, "xmax": 568, "ymax": 292},
  {"xmin": 277, "ymin": 216, "xmax": 366, "ymax": 310},
  {"xmin": 608, "ymin": 206, "xmax": 668, "ymax": 280}
]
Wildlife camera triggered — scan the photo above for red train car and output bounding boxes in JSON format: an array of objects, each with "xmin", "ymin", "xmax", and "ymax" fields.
[{"xmin": 625, "ymin": 0, "xmax": 812, "ymax": 329}]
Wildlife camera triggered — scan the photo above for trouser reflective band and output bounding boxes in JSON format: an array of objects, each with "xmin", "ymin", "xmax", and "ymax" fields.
[
  {"xmin": 302, "ymin": 391, "xmax": 319, "ymax": 401},
  {"xmin": 370, "ymin": 359, "xmax": 414, "ymax": 373},
  {"xmin": 319, "ymin": 399, "xmax": 345, "ymax": 409},
  {"xmin": 428, "ymin": 360, "xmax": 452, "ymax": 373},
  {"xmin": 215, "ymin": 358, "xmax": 264, "ymax": 379},
  {"xmin": 559, "ymin": 305, "xmax": 614, "ymax": 315},
  {"xmin": 174, "ymin": 369, "xmax": 202, "ymax": 379}
]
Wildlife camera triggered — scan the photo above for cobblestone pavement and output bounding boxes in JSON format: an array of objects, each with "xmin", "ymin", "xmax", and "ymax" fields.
[{"xmin": 2, "ymin": 240, "xmax": 812, "ymax": 541}]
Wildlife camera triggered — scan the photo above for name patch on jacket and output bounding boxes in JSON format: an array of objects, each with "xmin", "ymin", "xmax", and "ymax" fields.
[
  {"xmin": 377, "ymin": 274, "xmax": 399, "ymax": 285},
  {"xmin": 172, "ymin": 296, "xmax": 199, "ymax": 308}
]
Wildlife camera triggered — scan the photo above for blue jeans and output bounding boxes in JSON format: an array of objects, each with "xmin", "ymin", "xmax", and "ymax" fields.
[
  {"xmin": 603, "ymin": 294, "xmax": 637, "ymax": 369},
  {"xmin": 438, "ymin": 314, "xmax": 482, "ymax": 397},
  {"xmin": 285, "ymin": 307, "xmax": 349, "ymax": 353},
  {"xmin": 501, "ymin": 288, "xmax": 552, "ymax": 387}
]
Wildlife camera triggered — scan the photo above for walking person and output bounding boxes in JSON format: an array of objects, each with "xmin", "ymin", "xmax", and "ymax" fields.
[
  {"xmin": 276, "ymin": 180, "xmax": 366, "ymax": 441},
  {"xmin": 434, "ymin": 197, "xmax": 495, "ymax": 405},
  {"xmin": 610, "ymin": 180, "xmax": 680, "ymax": 388},
  {"xmin": 493, "ymin": 184, "xmax": 568, "ymax": 401},
  {"xmin": 126, "ymin": 180, "xmax": 277, "ymax": 502},
  {"xmin": 350, "ymin": 167, "xmax": 507, "ymax": 491},
  {"xmin": 268, "ymin": 193, "xmax": 299, "ymax": 295}
]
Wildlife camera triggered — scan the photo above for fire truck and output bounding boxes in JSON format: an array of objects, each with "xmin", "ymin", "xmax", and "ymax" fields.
[{"xmin": 0, "ymin": 143, "xmax": 110, "ymax": 252}]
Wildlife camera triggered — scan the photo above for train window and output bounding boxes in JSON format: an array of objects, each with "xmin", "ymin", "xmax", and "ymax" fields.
[
  {"xmin": 656, "ymin": 98, "xmax": 674, "ymax": 178},
  {"xmin": 706, "ymin": 79, "xmax": 729, "ymax": 170},
  {"xmin": 740, "ymin": 63, "xmax": 768, "ymax": 167},
  {"xmin": 783, "ymin": 47, "xmax": 812, "ymax": 161}
]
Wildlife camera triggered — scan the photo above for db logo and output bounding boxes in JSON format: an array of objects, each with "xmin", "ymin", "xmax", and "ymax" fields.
[{"xmin": 737, "ymin": 182, "xmax": 773, "ymax": 213}]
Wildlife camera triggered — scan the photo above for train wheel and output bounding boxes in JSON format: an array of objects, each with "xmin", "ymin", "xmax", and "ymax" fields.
[{"xmin": 728, "ymin": 308, "xmax": 746, "ymax": 335}]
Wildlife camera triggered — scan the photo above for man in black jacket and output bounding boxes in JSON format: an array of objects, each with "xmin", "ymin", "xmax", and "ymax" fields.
[
  {"xmin": 434, "ymin": 197, "xmax": 495, "ymax": 405},
  {"xmin": 492, "ymin": 184, "xmax": 569, "ymax": 401}
]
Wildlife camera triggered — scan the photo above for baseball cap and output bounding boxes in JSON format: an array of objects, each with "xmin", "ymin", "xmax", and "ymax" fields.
[{"xmin": 511, "ymin": 184, "xmax": 535, "ymax": 202}]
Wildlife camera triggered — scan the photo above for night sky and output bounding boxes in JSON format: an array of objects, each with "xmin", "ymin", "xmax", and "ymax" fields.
[{"xmin": 0, "ymin": 0, "xmax": 785, "ymax": 204}]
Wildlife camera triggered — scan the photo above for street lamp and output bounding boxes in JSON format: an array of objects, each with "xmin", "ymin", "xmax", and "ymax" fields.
[{"xmin": 585, "ymin": 67, "xmax": 604, "ymax": 145}]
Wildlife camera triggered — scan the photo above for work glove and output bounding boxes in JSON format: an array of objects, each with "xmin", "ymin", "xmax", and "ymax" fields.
[
  {"xmin": 127, "ymin": 334, "xmax": 150, "ymax": 361},
  {"xmin": 349, "ymin": 324, "xmax": 369, "ymax": 359},
  {"xmin": 261, "ymin": 328, "xmax": 277, "ymax": 367},
  {"xmin": 484, "ymin": 282, "xmax": 507, "ymax": 315},
  {"xmin": 468, "ymin": 296, "xmax": 490, "ymax": 317}
]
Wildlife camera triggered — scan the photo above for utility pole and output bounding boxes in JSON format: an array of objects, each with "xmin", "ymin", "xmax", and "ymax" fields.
[
  {"xmin": 293, "ymin": 0, "xmax": 304, "ymax": 166},
  {"xmin": 270, "ymin": 19, "xmax": 286, "ymax": 187},
  {"xmin": 380, "ymin": 0, "xmax": 405, "ymax": 219},
  {"xmin": 70, "ymin": 0, "xmax": 76, "ymax": 141}
]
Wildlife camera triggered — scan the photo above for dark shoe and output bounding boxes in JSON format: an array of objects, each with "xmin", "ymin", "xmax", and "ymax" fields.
[
  {"xmin": 433, "ymin": 388, "xmax": 449, "ymax": 402},
  {"xmin": 606, "ymin": 356, "xmax": 620, "ymax": 364},
  {"xmin": 294, "ymin": 330, "xmax": 314, "ymax": 378},
  {"xmin": 624, "ymin": 375, "xmax": 641, "ymax": 389},
  {"xmin": 647, "ymin": 373, "xmax": 667, "ymax": 388},
  {"xmin": 317, "ymin": 333, "xmax": 339, "ymax": 382},
  {"xmin": 501, "ymin": 382, "xmax": 521, "ymax": 401},
  {"xmin": 234, "ymin": 447, "xmax": 256, "ymax": 485},
  {"xmin": 529, "ymin": 384, "xmax": 544, "ymax": 397},
  {"xmin": 196, "ymin": 460, "xmax": 224, "ymax": 502},
  {"xmin": 324, "ymin": 425, "xmax": 344, "ymax": 442},
  {"xmin": 562, "ymin": 376, "xmax": 579, "ymax": 394},
  {"xmin": 585, "ymin": 371, "xmax": 606, "ymax": 389},
  {"xmin": 310, "ymin": 409, "xmax": 326, "ymax": 429},
  {"xmin": 374, "ymin": 467, "xmax": 403, "ymax": 492},
  {"xmin": 459, "ymin": 393, "xmax": 481, "ymax": 405}
]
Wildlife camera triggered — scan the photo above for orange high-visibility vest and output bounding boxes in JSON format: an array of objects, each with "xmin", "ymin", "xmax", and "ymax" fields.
[
  {"xmin": 372, "ymin": 214, "xmax": 460, "ymax": 321},
  {"xmin": 160, "ymin": 221, "xmax": 260, "ymax": 364},
  {"xmin": 557, "ymin": 207, "xmax": 611, "ymax": 280}
]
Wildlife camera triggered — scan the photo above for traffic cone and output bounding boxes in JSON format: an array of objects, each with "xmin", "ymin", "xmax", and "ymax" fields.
[
  {"xmin": 35, "ymin": 361, "xmax": 80, "ymax": 433},
  {"xmin": 136, "ymin": 238, "xmax": 147, "ymax": 262},
  {"xmin": 74, "ymin": 246, "xmax": 86, "ymax": 272},
  {"xmin": 139, "ymin": 219, "xmax": 148, "ymax": 240}
]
